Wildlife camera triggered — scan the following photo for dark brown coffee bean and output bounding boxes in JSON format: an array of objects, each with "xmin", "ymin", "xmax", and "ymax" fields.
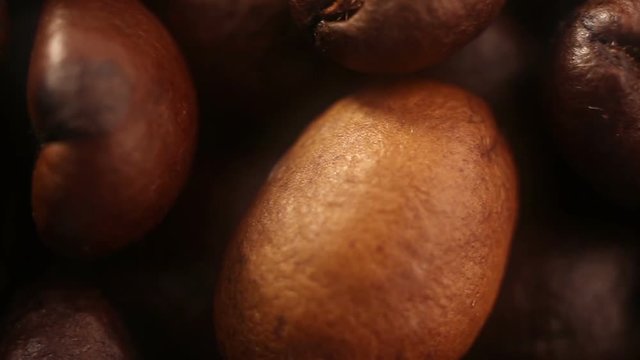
[
  {"xmin": 97, "ymin": 158, "xmax": 224, "ymax": 359},
  {"xmin": 465, "ymin": 215, "xmax": 640, "ymax": 360},
  {"xmin": 553, "ymin": 0, "xmax": 640, "ymax": 205},
  {"xmin": 145, "ymin": 0, "xmax": 321, "ymax": 116},
  {"xmin": 506, "ymin": 0, "xmax": 586, "ymax": 41},
  {"xmin": 290, "ymin": 0, "xmax": 505, "ymax": 73},
  {"xmin": 28, "ymin": 0, "xmax": 198, "ymax": 258},
  {"xmin": 426, "ymin": 16, "xmax": 534, "ymax": 108},
  {"xmin": 0, "ymin": 283, "xmax": 136, "ymax": 360}
]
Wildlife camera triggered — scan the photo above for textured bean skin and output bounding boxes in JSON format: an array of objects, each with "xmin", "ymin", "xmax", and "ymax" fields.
[
  {"xmin": 215, "ymin": 81, "xmax": 518, "ymax": 359},
  {"xmin": 554, "ymin": 0, "xmax": 640, "ymax": 205},
  {"xmin": 28, "ymin": 0, "xmax": 198, "ymax": 257},
  {"xmin": 290, "ymin": 0, "xmax": 505, "ymax": 73},
  {"xmin": 0, "ymin": 284, "xmax": 136, "ymax": 360}
]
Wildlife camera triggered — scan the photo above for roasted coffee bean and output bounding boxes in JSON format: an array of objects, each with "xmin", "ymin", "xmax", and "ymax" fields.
[
  {"xmin": 466, "ymin": 215, "xmax": 640, "ymax": 360},
  {"xmin": 290, "ymin": 0, "xmax": 505, "ymax": 73},
  {"xmin": 0, "ymin": 283, "xmax": 136, "ymax": 359},
  {"xmin": 145, "ymin": 0, "xmax": 322, "ymax": 116},
  {"xmin": 426, "ymin": 15, "xmax": 534, "ymax": 108},
  {"xmin": 553, "ymin": 0, "xmax": 640, "ymax": 205},
  {"xmin": 215, "ymin": 81, "xmax": 518, "ymax": 359},
  {"xmin": 28, "ymin": 0, "xmax": 198, "ymax": 257}
]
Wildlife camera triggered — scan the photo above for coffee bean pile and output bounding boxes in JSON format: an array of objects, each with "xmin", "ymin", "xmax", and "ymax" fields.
[{"xmin": 1, "ymin": 0, "xmax": 639, "ymax": 359}]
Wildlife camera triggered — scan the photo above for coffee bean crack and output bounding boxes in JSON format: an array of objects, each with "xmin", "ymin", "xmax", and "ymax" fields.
[{"xmin": 319, "ymin": 0, "xmax": 363, "ymax": 22}]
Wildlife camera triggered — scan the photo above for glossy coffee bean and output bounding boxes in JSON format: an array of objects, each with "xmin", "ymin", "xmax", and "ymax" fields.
[
  {"xmin": 28, "ymin": 0, "xmax": 198, "ymax": 258},
  {"xmin": 0, "ymin": 283, "xmax": 136, "ymax": 360},
  {"xmin": 290, "ymin": 0, "xmax": 505, "ymax": 73},
  {"xmin": 554, "ymin": 0, "xmax": 640, "ymax": 205}
]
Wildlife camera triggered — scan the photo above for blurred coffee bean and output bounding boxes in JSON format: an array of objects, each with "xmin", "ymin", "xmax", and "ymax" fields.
[
  {"xmin": 0, "ymin": 281, "xmax": 136, "ymax": 359},
  {"xmin": 506, "ymin": 0, "xmax": 586, "ymax": 41},
  {"xmin": 466, "ymin": 214, "xmax": 640, "ymax": 360},
  {"xmin": 144, "ymin": 0, "xmax": 327, "ymax": 115},
  {"xmin": 93, "ymin": 157, "xmax": 222, "ymax": 359},
  {"xmin": 426, "ymin": 16, "xmax": 535, "ymax": 113}
]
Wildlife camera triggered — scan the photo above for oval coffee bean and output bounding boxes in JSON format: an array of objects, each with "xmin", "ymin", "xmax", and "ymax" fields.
[
  {"xmin": 215, "ymin": 81, "xmax": 518, "ymax": 359},
  {"xmin": 28, "ymin": 0, "xmax": 198, "ymax": 257},
  {"xmin": 289, "ymin": 0, "xmax": 505, "ymax": 73},
  {"xmin": 554, "ymin": 0, "xmax": 640, "ymax": 205},
  {"xmin": 0, "ymin": 283, "xmax": 136, "ymax": 359}
]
